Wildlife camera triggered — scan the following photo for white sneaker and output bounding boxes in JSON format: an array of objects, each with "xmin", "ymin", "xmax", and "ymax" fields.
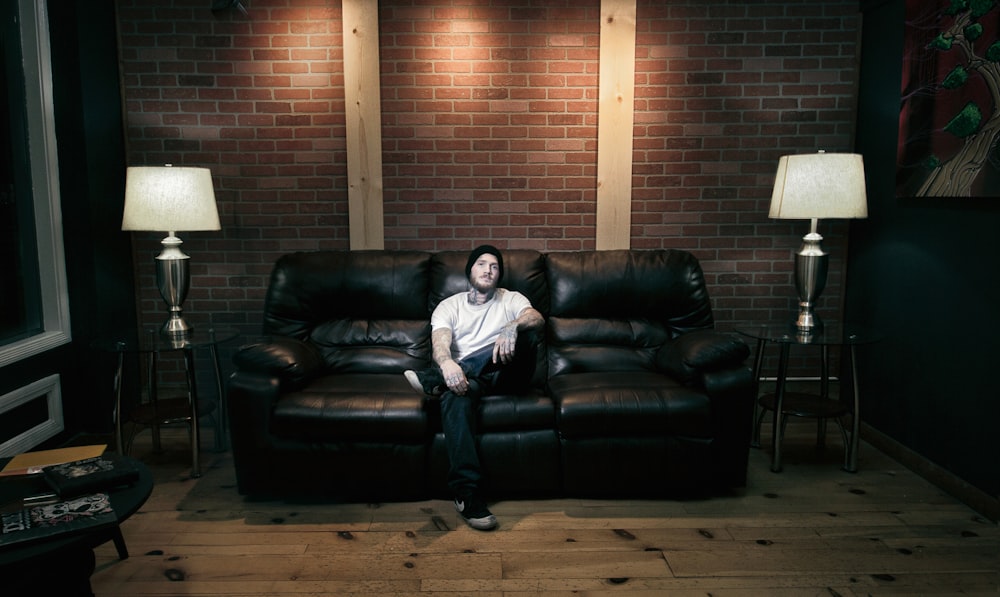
[
  {"xmin": 403, "ymin": 370, "xmax": 423, "ymax": 394},
  {"xmin": 454, "ymin": 495, "xmax": 498, "ymax": 530}
]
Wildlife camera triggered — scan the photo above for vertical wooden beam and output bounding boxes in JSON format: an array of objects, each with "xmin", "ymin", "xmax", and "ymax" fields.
[
  {"xmin": 343, "ymin": 0, "xmax": 384, "ymax": 250},
  {"xmin": 595, "ymin": 0, "xmax": 636, "ymax": 250}
]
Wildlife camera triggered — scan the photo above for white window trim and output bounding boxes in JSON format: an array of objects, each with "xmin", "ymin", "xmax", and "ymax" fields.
[
  {"xmin": 0, "ymin": 0, "xmax": 71, "ymax": 367},
  {"xmin": 0, "ymin": 374, "xmax": 64, "ymax": 457}
]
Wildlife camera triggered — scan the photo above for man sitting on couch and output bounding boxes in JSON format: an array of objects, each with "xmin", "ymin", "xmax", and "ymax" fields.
[{"xmin": 405, "ymin": 245, "xmax": 544, "ymax": 530}]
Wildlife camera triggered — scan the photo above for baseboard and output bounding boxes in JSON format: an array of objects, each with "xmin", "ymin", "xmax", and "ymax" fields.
[{"xmin": 862, "ymin": 423, "xmax": 999, "ymax": 523}]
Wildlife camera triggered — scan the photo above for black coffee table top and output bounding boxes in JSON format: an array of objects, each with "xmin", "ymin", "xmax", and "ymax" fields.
[{"xmin": 0, "ymin": 454, "xmax": 153, "ymax": 566}]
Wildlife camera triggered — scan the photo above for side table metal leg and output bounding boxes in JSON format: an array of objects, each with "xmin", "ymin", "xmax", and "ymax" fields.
[
  {"xmin": 147, "ymin": 349, "xmax": 161, "ymax": 453},
  {"xmin": 771, "ymin": 343, "xmax": 791, "ymax": 473},
  {"xmin": 750, "ymin": 338, "xmax": 766, "ymax": 448},
  {"xmin": 183, "ymin": 348, "xmax": 202, "ymax": 478},
  {"xmin": 113, "ymin": 345, "xmax": 125, "ymax": 455},
  {"xmin": 844, "ymin": 344, "xmax": 861, "ymax": 473},
  {"xmin": 816, "ymin": 345, "xmax": 830, "ymax": 449},
  {"xmin": 208, "ymin": 330, "xmax": 226, "ymax": 450}
]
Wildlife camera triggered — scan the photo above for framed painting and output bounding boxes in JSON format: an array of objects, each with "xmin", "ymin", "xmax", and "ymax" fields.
[{"xmin": 897, "ymin": 0, "xmax": 1000, "ymax": 197}]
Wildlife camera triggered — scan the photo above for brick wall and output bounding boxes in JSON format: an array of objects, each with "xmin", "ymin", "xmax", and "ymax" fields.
[{"xmin": 116, "ymin": 0, "xmax": 862, "ymax": 381}]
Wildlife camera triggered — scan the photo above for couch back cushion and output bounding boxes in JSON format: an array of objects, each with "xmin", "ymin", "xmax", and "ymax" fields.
[
  {"xmin": 545, "ymin": 249, "xmax": 714, "ymax": 377},
  {"xmin": 262, "ymin": 250, "xmax": 432, "ymax": 372}
]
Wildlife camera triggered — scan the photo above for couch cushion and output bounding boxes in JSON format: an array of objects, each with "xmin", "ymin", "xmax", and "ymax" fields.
[
  {"xmin": 479, "ymin": 391, "xmax": 555, "ymax": 431},
  {"xmin": 545, "ymin": 250, "xmax": 712, "ymax": 327},
  {"xmin": 423, "ymin": 390, "xmax": 555, "ymax": 433},
  {"xmin": 549, "ymin": 371, "xmax": 713, "ymax": 438},
  {"xmin": 547, "ymin": 317, "xmax": 668, "ymax": 375},
  {"xmin": 310, "ymin": 319, "xmax": 429, "ymax": 373},
  {"xmin": 263, "ymin": 250, "xmax": 432, "ymax": 338},
  {"xmin": 261, "ymin": 250, "xmax": 434, "ymax": 373},
  {"xmin": 545, "ymin": 250, "xmax": 715, "ymax": 378},
  {"xmin": 270, "ymin": 374, "xmax": 429, "ymax": 441}
]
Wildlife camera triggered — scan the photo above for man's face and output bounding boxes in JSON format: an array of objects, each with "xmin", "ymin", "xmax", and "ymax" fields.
[{"xmin": 469, "ymin": 253, "xmax": 500, "ymax": 293}]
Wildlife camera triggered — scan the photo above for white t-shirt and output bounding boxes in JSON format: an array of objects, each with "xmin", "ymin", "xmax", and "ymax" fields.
[{"xmin": 430, "ymin": 288, "xmax": 533, "ymax": 361}]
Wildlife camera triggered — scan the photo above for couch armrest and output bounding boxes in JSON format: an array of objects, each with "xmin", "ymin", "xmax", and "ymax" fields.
[
  {"xmin": 656, "ymin": 329, "xmax": 750, "ymax": 385},
  {"xmin": 703, "ymin": 366, "xmax": 755, "ymax": 486},
  {"xmin": 226, "ymin": 371, "xmax": 282, "ymax": 495},
  {"xmin": 657, "ymin": 332, "xmax": 754, "ymax": 486},
  {"xmin": 233, "ymin": 336, "xmax": 325, "ymax": 389}
]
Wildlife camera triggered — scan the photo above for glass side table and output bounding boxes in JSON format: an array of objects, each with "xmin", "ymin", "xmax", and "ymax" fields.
[
  {"xmin": 735, "ymin": 321, "xmax": 882, "ymax": 473},
  {"xmin": 94, "ymin": 327, "xmax": 238, "ymax": 478}
]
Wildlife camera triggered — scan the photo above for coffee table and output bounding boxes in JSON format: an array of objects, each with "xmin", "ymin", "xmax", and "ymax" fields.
[{"xmin": 0, "ymin": 455, "xmax": 153, "ymax": 595}]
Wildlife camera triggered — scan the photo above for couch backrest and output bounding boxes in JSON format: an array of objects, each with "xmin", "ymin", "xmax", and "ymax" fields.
[
  {"xmin": 259, "ymin": 248, "xmax": 713, "ymax": 378},
  {"xmin": 262, "ymin": 250, "xmax": 432, "ymax": 372},
  {"xmin": 545, "ymin": 249, "xmax": 714, "ymax": 377}
]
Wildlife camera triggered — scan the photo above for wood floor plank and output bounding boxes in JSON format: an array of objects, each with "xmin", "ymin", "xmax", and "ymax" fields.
[
  {"xmin": 663, "ymin": 542, "xmax": 999, "ymax": 577},
  {"xmin": 94, "ymin": 552, "xmax": 504, "ymax": 583},
  {"xmin": 90, "ymin": 577, "xmax": 426, "ymax": 597},
  {"xmin": 500, "ymin": 549, "xmax": 672, "ymax": 579}
]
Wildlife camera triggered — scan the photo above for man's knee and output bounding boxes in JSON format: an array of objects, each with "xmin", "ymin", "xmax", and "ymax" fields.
[{"xmin": 441, "ymin": 389, "xmax": 478, "ymax": 411}]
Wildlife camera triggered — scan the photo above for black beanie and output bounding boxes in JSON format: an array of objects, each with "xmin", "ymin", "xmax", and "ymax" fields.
[{"xmin": 465, "ymin": 244, "xmax": 504, "ymax": 284}]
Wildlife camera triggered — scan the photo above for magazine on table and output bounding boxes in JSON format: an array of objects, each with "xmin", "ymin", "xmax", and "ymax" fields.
[{"xmin": 0, "ymin": 492, "xmax": 118, "ymax": 550}]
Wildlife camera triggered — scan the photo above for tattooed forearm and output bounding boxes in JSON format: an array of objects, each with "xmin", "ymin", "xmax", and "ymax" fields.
[{"xmin": 431, "ymin": 328, "xmax": 454, "ymax": 367}]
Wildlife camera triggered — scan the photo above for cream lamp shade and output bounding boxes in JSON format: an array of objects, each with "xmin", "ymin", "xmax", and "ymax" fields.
[
  {"xmin": 122, "ymin": 166, "xmax": 220, "ymax": 232},
  {"xmin": 769, "ymin": 152, "xmax": 868, "ymax": 220}
]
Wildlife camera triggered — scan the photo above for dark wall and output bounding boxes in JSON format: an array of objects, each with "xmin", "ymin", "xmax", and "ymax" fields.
[
  {"xmin": 0, "ymin": 0, "xmax": 129, "ymax": 446},
  {"xmin": 47, "ymin": 0, "xmax": 136, "ymax": 436},
  {"xmin": 850, "ymin": 0, "xmax": 1000, "ymax": 500}
]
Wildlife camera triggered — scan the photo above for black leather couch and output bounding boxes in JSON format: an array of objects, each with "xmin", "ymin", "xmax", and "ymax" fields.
[{"xmin": 227, "ymin": 249, "xmax": 754, "ymax": 500}]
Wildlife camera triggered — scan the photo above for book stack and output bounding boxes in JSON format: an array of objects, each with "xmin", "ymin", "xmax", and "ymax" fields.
[{"xmin": 41, "ymin": 454, "xmax": 140, "ymax": 499}]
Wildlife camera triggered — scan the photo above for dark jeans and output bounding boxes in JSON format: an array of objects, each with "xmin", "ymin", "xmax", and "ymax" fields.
[{"xmin": 439, "ymin": 341, "xmax": 535, "ymax": 496}]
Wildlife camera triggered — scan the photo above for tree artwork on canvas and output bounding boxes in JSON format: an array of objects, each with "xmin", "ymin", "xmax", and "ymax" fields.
[{"xmin": 898, "ymin": 0, "xmax": 1000, "ymax": 197}]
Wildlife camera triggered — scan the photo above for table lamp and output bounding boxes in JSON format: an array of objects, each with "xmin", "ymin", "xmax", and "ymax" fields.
[
  {"xmin": 122, "ymin": 165, "xmax": 220, "ymax": 338},
  {"xmin": 769, "ymin": 151, "xmax": 867, "ymax": 332}
]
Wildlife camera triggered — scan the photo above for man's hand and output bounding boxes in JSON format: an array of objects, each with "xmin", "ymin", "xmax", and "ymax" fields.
[
  {"xmin": 440, "ymin": 359, "xmax": 469, "ymax": 395},
  {"xmin": 493, "ymin": 322, "xmax": 518, "ymax": 364},
  {"xmin": 492, "ymin": 307, "xmax": 543, "ymax": 364}
]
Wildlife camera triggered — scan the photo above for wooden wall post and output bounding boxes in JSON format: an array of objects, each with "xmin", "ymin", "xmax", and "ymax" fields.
[
  {"xmin": 343, "ymin": 0, "xmax": 385, "ymax": 250},
  {"xmin": 595, "ymin": 0, "xmax": 637, "ymax": 250}
]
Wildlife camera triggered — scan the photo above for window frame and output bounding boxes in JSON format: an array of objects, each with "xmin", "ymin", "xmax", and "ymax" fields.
[{"xmin": 0, "ymin": 0, "xmax": 71, "ymax": 367}]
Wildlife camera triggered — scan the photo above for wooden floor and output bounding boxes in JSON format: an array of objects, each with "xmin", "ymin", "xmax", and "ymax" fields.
[{"xmin": 89, "ymin": 421, "xmax": 999, "ymax": 596}]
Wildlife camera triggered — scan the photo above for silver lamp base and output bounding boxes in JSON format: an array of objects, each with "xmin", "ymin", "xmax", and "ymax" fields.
[
  {"xmin": 156, "ymin": 234, "xmax": 192, "ymax": 339},
  {"xmin": 793, "ymin": 224, "xmax": 829, "ymax": 333}
]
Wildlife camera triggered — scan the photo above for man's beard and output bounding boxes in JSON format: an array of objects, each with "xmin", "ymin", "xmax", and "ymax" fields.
[{"xmin": 469, "ymin": 275, "xmax": 497, "ymax": 296}]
